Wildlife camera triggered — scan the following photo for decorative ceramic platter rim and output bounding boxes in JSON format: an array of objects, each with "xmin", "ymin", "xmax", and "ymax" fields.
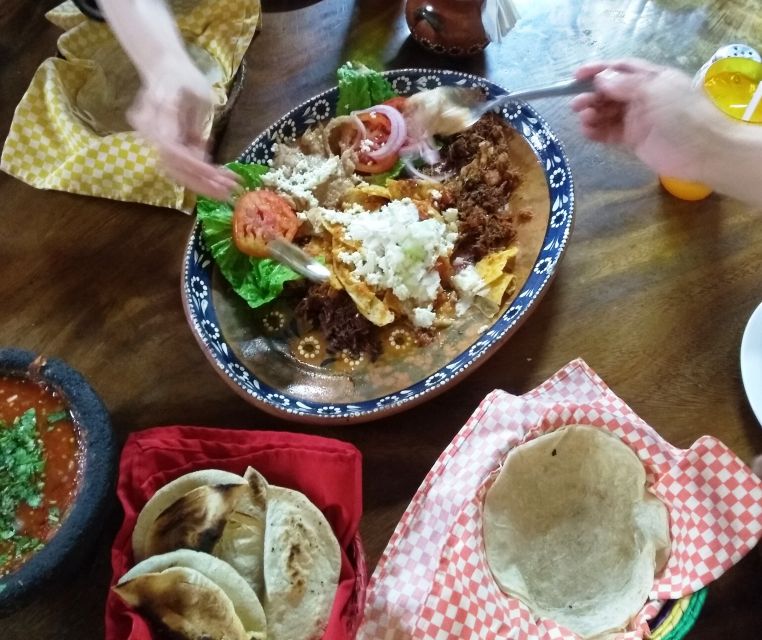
[{"xmin": 182, "ymin": 68, "xmax": 575, "ymax": 422}]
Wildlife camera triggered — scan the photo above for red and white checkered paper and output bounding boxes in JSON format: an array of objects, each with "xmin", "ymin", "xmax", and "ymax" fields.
[{"xmin": 358, "ymin": 359, "xmax": 762, "ymax": 640}]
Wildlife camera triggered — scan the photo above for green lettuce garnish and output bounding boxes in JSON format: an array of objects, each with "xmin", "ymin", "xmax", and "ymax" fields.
[
  {"xmin": 336, "ymin": 61, "xmax": 396, "ymax": 114},
  {"xmin": 196, "ymin": 162, "xmax": 302, "ymax": 309},
  {"xmin": 366, "ymin": 159, "xmax": 405, "ymax": 186}
]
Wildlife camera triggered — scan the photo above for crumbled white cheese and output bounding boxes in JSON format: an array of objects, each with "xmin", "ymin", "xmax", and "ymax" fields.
[
  {"xmin": 327, "ymin": 198, "xmax": 456, "ymax": 318},
  {"xmin": 413, "ymin": 307, "xmax": 436, "ymax": 328},
  {"xmin": 430, "ymin": 189, "xmax": 442, "ymax": 200},
  {"xmin": 262, "ymin": 146, "xmax": 348, "ymax": 210},
  {"xmin": 359, "ymin": 139, "xmax": 374, "ymax": 153},
  {"xmin": 443, "ymin": 207, "xmax": 459, "ymax": 223},
  {"xmin": 298, "ymin": 206, "xmax": 335, "ymax": 233},
  {"xmin": 452, "ymin": 264, "xmax": 488, "ymax": 316}
]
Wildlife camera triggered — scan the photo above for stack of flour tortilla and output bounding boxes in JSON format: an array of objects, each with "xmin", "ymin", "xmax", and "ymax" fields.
[
  {"xmin": 112, "ymin": 467, "xmax": 341, "ymax": 640},
  {"xmin": 483, "ymin": 426, "xmax": 671, "ymax": 639}
]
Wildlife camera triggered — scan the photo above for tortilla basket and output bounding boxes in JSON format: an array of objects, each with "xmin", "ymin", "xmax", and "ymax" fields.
[
  {"xmin": 649, "ymin": 589, "xmax": 707, "ymax": 640},
  {"xmin": 358, "ymin": 359, "xmax": 761, "ymax": 639},
  {"xmin": 105, "ymin": 426, "xmax": 366, "ymax": 640}
]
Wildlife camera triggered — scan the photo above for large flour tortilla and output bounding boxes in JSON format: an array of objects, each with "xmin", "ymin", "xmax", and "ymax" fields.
[{"xmin": 483, "ymin": 426, "xmax": 670, "ymax": 639}]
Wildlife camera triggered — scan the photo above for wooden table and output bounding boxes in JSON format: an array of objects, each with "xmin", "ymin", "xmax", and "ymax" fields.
[{"xmin": 1, "ymin": 0, "xmax": 761, "ymax": 637}]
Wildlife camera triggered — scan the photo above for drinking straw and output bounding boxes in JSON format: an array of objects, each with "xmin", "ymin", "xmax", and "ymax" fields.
[{"xmin": 742, "ymin": 80, "xmax": 762, "ymax": 122}]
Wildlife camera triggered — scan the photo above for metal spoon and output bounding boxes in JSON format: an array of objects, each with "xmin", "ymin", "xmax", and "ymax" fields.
[
  {"xmin": 429, "ymin": 77, "xmax": 596, "ymax": 132},
  {"xmin": 267, "ymin": 237, "xmax": 331, "ymax": 283},
  {"xmin": 225, "ymin": 193, "xmax": 331, "ymax": 283}
]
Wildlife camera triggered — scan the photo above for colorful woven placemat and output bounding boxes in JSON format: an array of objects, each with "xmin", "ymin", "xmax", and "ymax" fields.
[{"xmin": 650, "ymin": 589, "xmax": 707, "ymax": 640}]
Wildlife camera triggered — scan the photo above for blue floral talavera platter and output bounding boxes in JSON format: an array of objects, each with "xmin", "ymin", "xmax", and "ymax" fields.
[{"xmin": 182, "ymin": 69, "xmax": 575, "ymax": 423}]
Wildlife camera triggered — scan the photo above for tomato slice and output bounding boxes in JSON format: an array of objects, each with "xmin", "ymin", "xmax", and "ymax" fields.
[
  {"xmin": 232, "ymin": 189, "xmax": 299, "ymax": 258},
  {"xmin": 354, "ymin": 110, "xmax": 398, "ymax": 174},
  {"xmin": 356, "ymin": 110, "xmax": 391, "ymax": 146},
  {"xmin": 355, "ymin": 152, "xmax": 399, "ymax": 174}
]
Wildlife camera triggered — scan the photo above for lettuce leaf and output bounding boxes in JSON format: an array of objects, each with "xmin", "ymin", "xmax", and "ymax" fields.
[
  {"xmin": 195, "ymin": 163, "xmax": 302, "ymax": 309},
  {"xmin": 366, "ymin": 159, "xmax": 405, "ymax": 186},
  {"xmin": 336, "ymin": 61, "xmax": 396, "ymax": 114}
]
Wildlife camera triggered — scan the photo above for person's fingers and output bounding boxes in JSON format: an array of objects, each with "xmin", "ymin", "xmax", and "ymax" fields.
[
  {"xmin": 593, "ymin": 68, "xmax": 647, "ymax": 102},
  {"xmin": 609, "ymin": 58, "xmax": 663, "ymax": 75},
  {"xmin": 163, "ymin": 162, "xmax": 238, "ymax": 200},
  {"xmin": 158, "ymin": 143, "xmax": 239, "ymax": 198},
  {"xmin": 580, "ymin": 122, "xmax": 622, "ymax": 145},
  {"xmin": 577, "ymin": 108, "xmax": 624, "ymax": 138},
  {"xmin": 177, "ymin": 88, "xmax": 212, "ymax": 148},
  {"xmin": 577, "ymin": 107, "xmax": 607, "ymax": 127},
  {"xmin": 575, "ymin": 62, "xmax": 610, "ymax": 81},
  {"xmin": 575, "ymin": 58, "xmax": 662, "ymax": 81},
  {"xmin": 570, "ymin": 93, "xmax": 623, "ymax": 116},
  {"xmin": 570, "ymin": 92, "xmax": 598, "ymax": 112}
]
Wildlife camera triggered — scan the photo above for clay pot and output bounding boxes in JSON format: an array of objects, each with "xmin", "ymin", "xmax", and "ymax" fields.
[{"xmin": 405, "ymin": 0, "xmax": 489, "ymax": 57}]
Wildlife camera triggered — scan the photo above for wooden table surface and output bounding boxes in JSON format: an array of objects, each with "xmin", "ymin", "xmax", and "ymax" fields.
[{"xmin": 1, "ymin": 0, "xmax": 761, "ymax": 638}]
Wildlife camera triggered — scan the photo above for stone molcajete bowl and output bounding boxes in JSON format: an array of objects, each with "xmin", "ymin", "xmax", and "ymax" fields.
[{"xmin": 0, "ymin": 348, "xmax": 116, "ymax": 616}]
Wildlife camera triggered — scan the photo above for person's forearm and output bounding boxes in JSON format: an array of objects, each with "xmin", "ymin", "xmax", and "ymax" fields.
[
  {"xmin": 97, "ymin": 0, "xmax": 194, "ymax": 82},
  {"xmin": 700, "ymin": 113, "xmax": 762, "ymax": 205}
]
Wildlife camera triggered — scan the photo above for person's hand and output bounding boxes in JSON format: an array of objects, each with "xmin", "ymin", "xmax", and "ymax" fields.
[
  {"xmin": 128, "ymin": 55, "xmax": 239, "ymax": 201},
  {"xmin": 570, "ymin": 59, "xmax": 721, "ymax": 182}
]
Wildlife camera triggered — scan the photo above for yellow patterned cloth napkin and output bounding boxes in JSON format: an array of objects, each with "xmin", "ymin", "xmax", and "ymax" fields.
[{"xmin": 1, "ymin": 0, "xmax": 260, "ymax": 212}]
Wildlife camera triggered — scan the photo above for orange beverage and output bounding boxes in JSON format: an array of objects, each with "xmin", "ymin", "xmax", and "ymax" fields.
[{"xmin": 660, "ymin": 50, "xmax": 762, "ymax": 201}]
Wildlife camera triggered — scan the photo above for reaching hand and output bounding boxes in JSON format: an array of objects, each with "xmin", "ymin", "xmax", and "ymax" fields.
[
  {"xmin": 128, "ymin": 58, "xmax": 239, "ymax": 200},
  {"xmin": 570, "ymin": 59, "xmax": 721, "ymax": 182}
]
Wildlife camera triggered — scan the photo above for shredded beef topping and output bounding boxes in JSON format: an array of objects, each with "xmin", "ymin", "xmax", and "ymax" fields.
[
  {"xmin": 443, "ymin": 113, "xmax": 522, "ymax": 261},
  {"xmin": 295, "ymin": 284, "xmax": 381, "ymax": 360}
]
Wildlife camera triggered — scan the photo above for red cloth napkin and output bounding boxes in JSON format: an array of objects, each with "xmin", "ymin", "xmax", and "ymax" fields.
[{"xmin": 105, "ymin": 426, "xmax": 364, "ymax": 640}]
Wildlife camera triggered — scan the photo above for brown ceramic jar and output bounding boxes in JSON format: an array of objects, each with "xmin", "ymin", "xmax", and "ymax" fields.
[{"xmin": 405, "ymin": 0, "xmax": 489, "ymax": 57}]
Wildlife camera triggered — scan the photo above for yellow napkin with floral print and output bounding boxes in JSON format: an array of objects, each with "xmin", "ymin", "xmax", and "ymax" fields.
[{"xmin": 1, "ymin": 0, "xmax": 260, "ymax": 212}]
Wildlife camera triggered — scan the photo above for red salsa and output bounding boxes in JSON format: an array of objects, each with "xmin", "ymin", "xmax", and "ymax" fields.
[{"xmin": 0, "ymin": 375, "xmax": 81, "ymax": 576}]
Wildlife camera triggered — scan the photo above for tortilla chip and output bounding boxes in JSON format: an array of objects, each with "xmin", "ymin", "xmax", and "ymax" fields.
[
  {"xmin": 475, "ymin": 246, "xmax": 519, "ymax": 285},
  {"xmin": 481, "ymin": 273, "xmax": 516, "ymax": 309},
  {"xmin": 387, "ymin": 179, "xmax": 441, "ymax": 201},
  {"xmin": 333, "ymin": 257, "xmax": 395, "ymax": 327},
  {"xmin": 325, "ymin": 234, "xmax": 395, "ymax": 326},
  {"xmin": 382, "ymin": 291, "xmax": 406, "ymax": 317},
  {"xmin": 302, "ymin": 235, "xmax": 343, "ymax": 290},
  {"xmin": 342, "ymin": 184, "xmax": 391, "ymax": 210}
]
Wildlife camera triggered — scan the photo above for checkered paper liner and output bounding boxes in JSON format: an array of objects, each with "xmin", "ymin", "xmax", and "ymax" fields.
[
  {"xmin": 1, "ymin": 0, "xmax": 260, "ymax": 212},
  {"xmin": 358, "ymin": 359, "xmax": 762, "ymax": 639}
]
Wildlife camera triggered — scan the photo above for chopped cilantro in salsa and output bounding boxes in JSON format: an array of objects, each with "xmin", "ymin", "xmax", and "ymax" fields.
[
  {"xmin": 0, "ymin": 409, "xmax": 45, "ymax": 563},
  {"xmin": 46, "ymin": 410, "xmax": 68, "ymax": 425}
]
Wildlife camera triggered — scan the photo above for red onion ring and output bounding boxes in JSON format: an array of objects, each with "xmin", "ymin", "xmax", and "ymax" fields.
[
  {"xmin": 401, "ymin": 137, "xmax": 441, "ymax": 166},
  {"xmin": 352, "ymin": 104, "xmax": 407, "ymax": 161},
  {"xmin": 401, "ymin": 155, "xmax": 452, "ymax": 183}
]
